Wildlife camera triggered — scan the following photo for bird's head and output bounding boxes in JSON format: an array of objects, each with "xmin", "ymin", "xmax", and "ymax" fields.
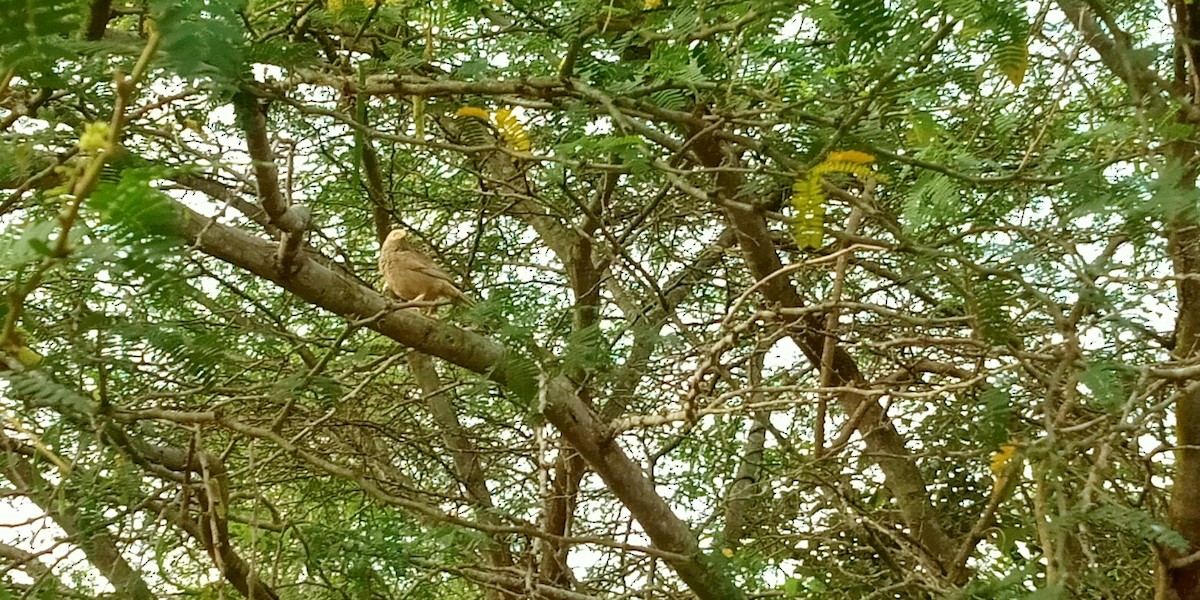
[{"xmin": 383, "ymin": 229, "xmax": 410, "ymax": 250}]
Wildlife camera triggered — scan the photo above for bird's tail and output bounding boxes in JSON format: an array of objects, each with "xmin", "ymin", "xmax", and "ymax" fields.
[{"xmin": 454, "ymin": 290, "xmax": 477, "ymax": 307}]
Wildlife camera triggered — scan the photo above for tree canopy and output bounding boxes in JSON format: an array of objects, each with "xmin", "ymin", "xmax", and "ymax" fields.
[{"xmin": 2, "ymin": 0, "xmax": 1199, "ymax": 598}]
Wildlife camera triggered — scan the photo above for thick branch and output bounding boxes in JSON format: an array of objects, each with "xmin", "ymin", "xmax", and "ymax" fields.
[
  {"xmin": 1056, "ymin": 0, "xmax": 1178, "ymax": 116},
  {"xmin": 686, "ymin": 119, "xmax": 957, "ymax": 573},
  {"xmin": 408, "ymin": 351, "xmax": 517, "ymax": 581},
  {"xmin": 235, "ymin": 90, "xmax": 309, "ymax": 274},
  {"xmin": 176, "ymin": 204, "xmax": 744, "ymax": 599},
  {"xmin": 0, "ymin": 431, "xmax": 155, "ymax": 600},
  {"xmin": 83, "ymin": 0, "xmax": 112, "ymax": 40},
  {"xmin": 723, "ymin": 352, "xmax": 769, "ymax": 548}
]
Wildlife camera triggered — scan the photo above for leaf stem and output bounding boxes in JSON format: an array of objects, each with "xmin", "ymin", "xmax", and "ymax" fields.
[{"xmin": 1, "ymin": 26, "xmax": 161, "ymax": 355}]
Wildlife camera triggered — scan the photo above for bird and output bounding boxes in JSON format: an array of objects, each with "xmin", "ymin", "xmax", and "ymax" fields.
[{"xmin": 378, "ymin": 229, "xmax": 473, "ymax": 306}]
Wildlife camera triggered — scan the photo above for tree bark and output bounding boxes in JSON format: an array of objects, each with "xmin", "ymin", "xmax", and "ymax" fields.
[
  {"xmin": 1164, "ymin": 208, "xmax": 1200, "ymax": 599},
  {"xmin": 687, "ymin": 122, "xmax": 957, "ymax": 572},
  {"xmin": 177, "ymin": 204, "xmax": 746, "ymax": 599},
  {"xmin": 1058, "ymin": 1, "xmax": 1200, "ymax": 596},
  {"xmin": 0, "ymin": 431, "xmax": 156, "ymax": 600}
]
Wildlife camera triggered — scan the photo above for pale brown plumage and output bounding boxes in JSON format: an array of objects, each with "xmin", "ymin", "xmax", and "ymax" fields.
[{"xmin": 378, "ymin": 230, "xmax": 472, "ymax": 305}]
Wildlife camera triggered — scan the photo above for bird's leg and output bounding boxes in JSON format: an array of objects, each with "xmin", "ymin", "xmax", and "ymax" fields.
[
  {"xmin": 383, "ymin": 292, "xmax": 422, "ymax": 313},
  {"xmin": 412, "ymin": 293, "xmax": 440, "ymax": 318}
]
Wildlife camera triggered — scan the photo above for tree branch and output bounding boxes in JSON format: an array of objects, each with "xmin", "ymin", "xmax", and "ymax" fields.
[
  {"xmin": 686, "ymin": 116, "xmax": 957, "ymax": 574},
  {"xmin": 176, "ymin": 201, "xmax": 746, "ymax": 599},
  {"xmin": 0, "ymin": 431, "xmax": 155, "ymax": 600}
]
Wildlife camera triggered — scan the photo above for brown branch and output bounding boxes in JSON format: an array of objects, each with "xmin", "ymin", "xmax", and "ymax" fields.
[
  {"xmin": 0, "ymin": 541, "xmax": 55, "ymax": 581},
  {"xmin": 235, "ymin": 90, "xmax": 309, "ymax": 275},
  {"xmin": 267, "ymin": 72, "xmax": 569, "ymax": 100},
  {"xmin": 686, "ymin": 115, "xmax": 957, "ymax": 575},
  {"xmin": 0, "ymin": 431, "xmax": 155, "ymax": 600},
  {"xmin": 83, "ymin": 0, "xmax": 112, "ymax": 40},
  {"xmin": 539, "ymin": 377, "xmax": 746, "ymax": 599},
  {"xmin": 176, "ymin": 199, "xmax": 746, "ymax": 599},
  {"xmin": 538, "ymin": 136, "xmax": 608, "ymax": 589},
  {"xmin": 98, "ymin": 423, "xmax": 282, "ymax": 600},
  {"xmin": 1056, "ymin": 0, "xmax": 1178, "ymax": 117},
  {"xmin": 411, "ymin": 558, "xmax": 603, "ymax": 600},
  {"xmin": 407, "ymin": 351, "xmax": 518, "ymax": 585},
  {"xmin": 722, "ymin": 350, "xmax": 769, "ymax": 548}
]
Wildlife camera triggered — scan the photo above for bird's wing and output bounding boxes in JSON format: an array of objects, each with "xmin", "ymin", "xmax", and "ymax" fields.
[{"xmin": 402, "ymin": 251, "xmax": 459, "ymax": 285}]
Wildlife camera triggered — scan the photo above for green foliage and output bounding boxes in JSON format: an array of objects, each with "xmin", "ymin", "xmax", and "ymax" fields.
[
  {"xmin": 648, "ymin": 42, "xmax": 706, "ymax": 85},
  {"xmin": 830, "ymin": 0, "xmax": 894, "ymax": 47},
  {"xmin": 151, "ymin": 0, "xmax": 247, "ymax": 89},
  {"xmin": 244, "ymin": 39, "xmax": 322, "ymax": 70},
  {"xmin": 968, "ymin": 275, "xmax": 1017, "ymax": 348},
  {"xmin": 1020, "ymin": 587, "xmax": 1066, "ymax": 600},
  {"xmin": 1089, "ymin": 505, "xmax": 1189, "ymax": 553},
  {"xmin": 0, "ymin": 0, "xmax": 81, "ymax": 84},
  {"xmin": 114, "ymin": 323, "xmax": 231, "ymax": 383},
  {"xmin": 1143, "ymin": 159, "xmax": 1200, "ymax": 221},
  {"xmin": 4, "ymin": 371, "xmax": 93, "ymax": 414},
  {"xmin": 495, "ymin": 350, "xmax": 539, "ymax": 405},
  {"xmin": 976, "ymin": 385, "xmax": 1014, "ymax": 448},
  {"xmin": 83, "ymin": 167, "xmax": 186, "ymax": 291},
  {"xmin": 88, "ymin": 168, "xmax": 183, "ymax": 242},
  {"xmin": 557, "ymin": 134, "xmax": 650, "ymax": 173},
  {"xmin": 941, "ymin": 564, "xmax": 1044, "ymax": 600},
  {"xmin": 902, "ymin": 172, "xmax": 960, "ymax": 234},
  {"xmin": 0, "ymin": 220, "xmax": 59, "ymax": 272},
  {"xmin": 1078, "ymin": 360, "xmax": 1134, "ymax": 411},
  {"xmin": 0, "ymin": 0, "xmax": 1190, "ymax": 598},
  {"xmin": 0, "ymin": 0, "xmax": 79, "ymax": 38},
  {"xmin": 941, "ymin": 0, "xmax": 1030, "ymax": 86},
  {"xmin": 563, "ymin": 323, "xmax": 611, "ymax": 373}
]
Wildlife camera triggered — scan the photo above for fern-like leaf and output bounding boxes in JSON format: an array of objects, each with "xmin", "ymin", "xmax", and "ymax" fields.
[
  {"xmin": 493, "ymin": 107, "xmax": 531, "ymax": 152},
  {"xmin": 942, "ymin": 0, "xmax": 1030, "ymax": 87},
  {"xmin": 791, "ymin": 151, "xmax": 885, "ymax": 249},
  {"xmin": 969, "ymin": 275, "xmax": 1016, "ymax": 347},
  {"xmin": 993, "ymin": 33, "xmax": 1028, "ymax": 87},
  {"xmin": 1089, "ymin": 505, "xmax": 1189, "ymax": 553}
]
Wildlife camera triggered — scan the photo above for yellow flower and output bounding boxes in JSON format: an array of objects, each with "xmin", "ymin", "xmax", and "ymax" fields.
[
  {"xmin": 826, "ymin": 150, "xmax": 875, "ymax": 164},
  {"xmin": 493, "ymin": 107, "xmax": 531, "ymax": 152},
  {"xmin": 990, "ymin": 443, "xmax": 1018, "ymax": 477},
  {"xmin": 456, "ymin": 106, "xmax": 491, "ymax": 120},
  {"xmin": 79, "ymin": 121, "xmax": 110, "ymax": 153}
]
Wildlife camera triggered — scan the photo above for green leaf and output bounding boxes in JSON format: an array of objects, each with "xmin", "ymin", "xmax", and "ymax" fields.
[
  {"xmin": 151, "ymin": 0, "xmax": 247, "ymax": 89},
  {"xmin": 906, "ymin": 112, "xmax": 942, "ymax": 145},
  {"xmin": 1022, "ymin": 586, "xmax": 1065, "ymax": 600},
  {"xmin": 244, "ymin": 40, "xmax": 321, "ymax": 70},
  {"xmin": 902, "ymin": 172, "xmax": 959, "ymax": 233},
  {"xmin": 0, "ymin": 220, "xmax": 58, "ymax": 270},
  {"xmin": 563, "ymin": 323, "xmax": 610, "ymax": 373},
  {"xmin": 977, "ymin": 385, "xmax": 1013, "ymax": 447},
  {"xmin": 1078, "ymin": 360, "xmax": 1131, "ymax": 410},
  {"xmin": 0, "ymin": 0, "xmax": 79, "ymax": 41},
  {"xmin": 5, "ymin": 371, "xmax": 93, "ymax": 414},
  {"xmin": 495, "ymin": 350, "xmax": 539, "ymax": 404},
  {"xmin": 831, "ymin": 0, "xmax": 893, "ymax": 46},
  {"xmin": 782, "ymin": 577, "xmax": 802, "ymax": 597},
  {"xmin": 1090, "ymin": 505, "xmax": 1189, "ymax": 552},
  {"xmin": 993, "ymin": 34, "xmax": 1028, "ymax": 87},
  {"xmin": 969, "ymin": 275, "xmax": 1017, "ymax": 348},
  {"xmin": 1147, "ymin": 159, "xmax": 1200, "ymax": 221},
  {"xmin": 88, "ymin": 168, "xmax": 184, "ymax": 242}
]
